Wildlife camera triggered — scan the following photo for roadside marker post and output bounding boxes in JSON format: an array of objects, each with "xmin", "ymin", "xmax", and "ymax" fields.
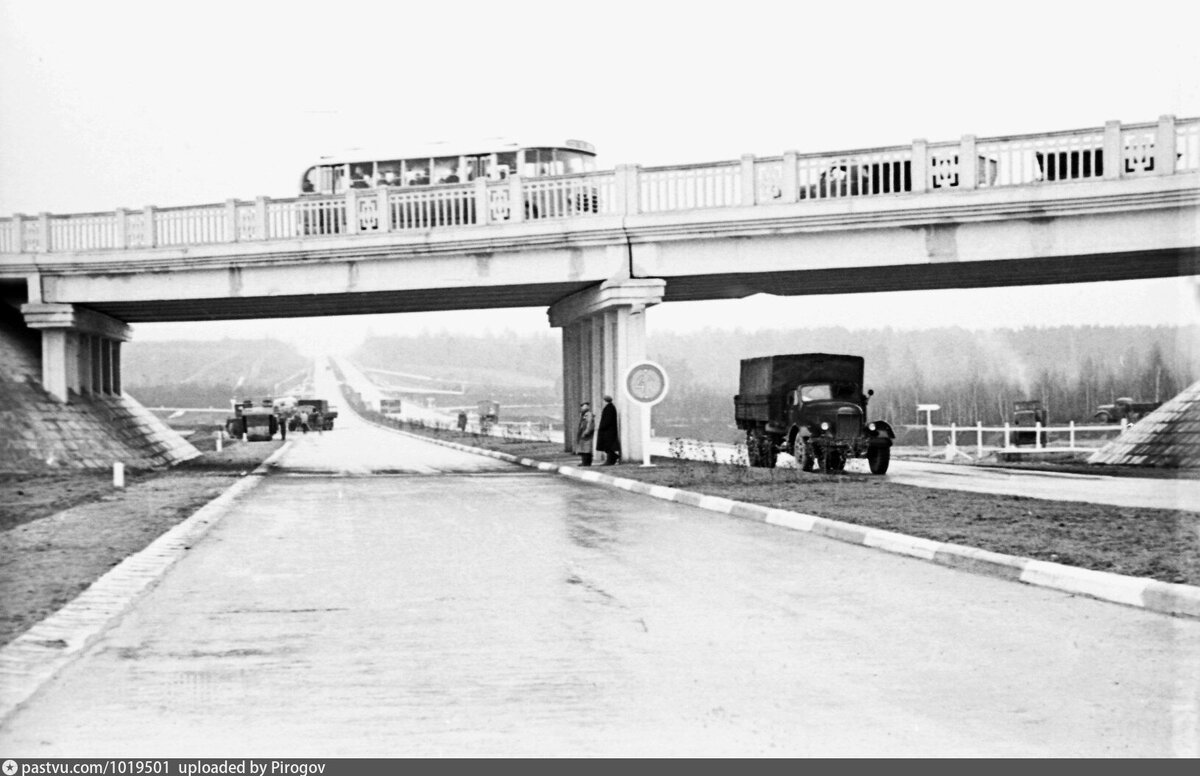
[{"xmin": 623, "ymin": 361, "xmax": 670, "ymax": 468}]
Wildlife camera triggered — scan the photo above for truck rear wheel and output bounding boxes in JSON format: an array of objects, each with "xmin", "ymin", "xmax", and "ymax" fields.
[
  {"xmin": 867, "ymin": 445, "xmax": 890, "ymax": 475},
  {"xmin": 745, "ymin": 430, "xmax": 761, "ymax": 467},
  {"xmin": 761, "ymin": 437, "xmax": 778, "ymax": 469}
]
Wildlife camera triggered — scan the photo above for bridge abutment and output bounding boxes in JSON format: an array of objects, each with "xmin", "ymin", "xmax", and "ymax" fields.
[
  {"xmin": 20, "ymin": 303, "xmax": 131, "ymax": 403},
  {"xmin": 549, "ymin": 279, "xmax": 665, "ymax": 461}
]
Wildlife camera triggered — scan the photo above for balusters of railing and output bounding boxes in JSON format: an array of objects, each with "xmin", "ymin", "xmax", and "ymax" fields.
[
  {"xmin": 38, "ymin": 212, "xmax": 50, "ymax": 252},
  {"xmin": 142, "ymin": 205, "xmax": 156, "ymax": 248},
  {"xmin": 1156, "ymin": 114, "xmax": 1177, "ymax": 175}
]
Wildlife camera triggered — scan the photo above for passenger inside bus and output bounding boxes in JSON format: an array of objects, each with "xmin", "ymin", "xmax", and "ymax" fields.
[
  {"xmin": 350, "ymin": 166, "xmax": 371, "ymax": 188},
  {"xmin": 408, "ymin": 167, "xmax": 429, "ymax": 185},
  {"xmin": 433, "ymin": 157, "xmax": 457, "ymax": 184}
]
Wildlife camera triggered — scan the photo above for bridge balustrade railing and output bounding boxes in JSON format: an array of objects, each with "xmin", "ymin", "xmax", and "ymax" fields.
[
  {"xmin": 638, "ymin": 161, "xmax": 741, "ymax": 212},
  {"xmin": 2, "ymin": 116, "xmax": 1194, "ymax": 254}
]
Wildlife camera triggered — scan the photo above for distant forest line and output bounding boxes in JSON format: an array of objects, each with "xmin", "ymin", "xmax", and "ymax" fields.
[{"xmin": 123, "ymin": 325, "xmax": 1198, "ymax": 442}]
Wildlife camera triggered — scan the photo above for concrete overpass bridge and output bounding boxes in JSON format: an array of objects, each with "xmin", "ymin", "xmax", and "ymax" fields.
[{"xmin": 2, "ymin": 115, "xmax": 1198, "ymax": 460}]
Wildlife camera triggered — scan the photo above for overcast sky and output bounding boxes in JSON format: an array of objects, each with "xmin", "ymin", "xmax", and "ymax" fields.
[{"xmin": 2, "ymin": 0, "xmax": 1197, "ymax": 351}]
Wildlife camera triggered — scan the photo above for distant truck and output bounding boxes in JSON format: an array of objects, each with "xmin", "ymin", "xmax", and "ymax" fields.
[
  {"xmin": 477, "ymin": 400, "xmax": 500, "ymax": 424},
  {"xmin": 733, "ymin": 353, "xmax": 895, "ymax": 474},
  {"xmin": 1012, "ymin": 399, "xmax": 1048, "ymax": 446},
  {"xmin": 289, "ymin": 398, "xmax": 338, "ymax": 431},
  {"xmin": 1093, "ymin": 397, "xmax": 1161, "ymax": 424}
]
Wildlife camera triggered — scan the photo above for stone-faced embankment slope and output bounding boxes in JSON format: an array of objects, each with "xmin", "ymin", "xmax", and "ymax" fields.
[{"xmin": 0, "ymin": 306, "xmax": 199, "ymax": 472}]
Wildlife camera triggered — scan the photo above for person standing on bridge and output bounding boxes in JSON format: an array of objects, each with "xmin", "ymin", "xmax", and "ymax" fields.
[
  {"xmin": 576, "ymin": 401, "xmax": 595, "ymax": 467},
  {"xmin": 597, "ymin": 395, "xmax": 620, "ymax": 465}
]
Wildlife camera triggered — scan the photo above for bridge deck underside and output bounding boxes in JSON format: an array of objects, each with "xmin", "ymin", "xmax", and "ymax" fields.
[
  {"xmin": 660, "ymin": 247, "xmax": 1200, "ymax": 303},
  {"xmin": 67, "ymin": 246, "xmax": 1198, "ymax": 323}
]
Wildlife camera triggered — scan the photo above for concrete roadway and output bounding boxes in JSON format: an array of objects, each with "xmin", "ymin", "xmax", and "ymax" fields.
[{"xmin": 2, "ymin": 407, "xmax": 1198, "ymax": 757}]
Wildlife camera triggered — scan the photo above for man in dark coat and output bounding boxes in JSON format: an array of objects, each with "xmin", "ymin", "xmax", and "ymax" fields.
[{"xmin": 597, "ymin": 395, "xmax": 620, "ymax": 465}]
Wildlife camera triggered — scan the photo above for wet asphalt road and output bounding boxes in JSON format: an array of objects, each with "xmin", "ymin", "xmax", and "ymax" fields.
[{"xmin": 2, "ymin": 412, "xmax": 1198, "ymax": 756}]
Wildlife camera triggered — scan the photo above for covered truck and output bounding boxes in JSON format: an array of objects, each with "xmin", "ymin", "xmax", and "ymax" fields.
[{"xmin": 734, "ymin": 353, "xmax": 894, "ymax": 474}]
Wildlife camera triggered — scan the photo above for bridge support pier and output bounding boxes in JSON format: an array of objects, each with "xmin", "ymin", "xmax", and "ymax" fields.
[
  {"xmin": 548, "ymin": 278, "xmax": 665, "ymax": 462},
  {"xmin": 20, "ymin": 303, "xmax": 132, "ymax": 403}
]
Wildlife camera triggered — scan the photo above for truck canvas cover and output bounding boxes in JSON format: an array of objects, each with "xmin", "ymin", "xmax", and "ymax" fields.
[{"xmin": 738, "ymin": 353, "xmax": 865, "ymax": 396}]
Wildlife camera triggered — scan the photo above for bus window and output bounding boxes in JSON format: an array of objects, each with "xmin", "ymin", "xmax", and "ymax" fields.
[
  {"xmin": 379, "ymin": 160, "xmax": 402, "ymax": 186},
  {"xmin": 464, "ymin": 154, "xmax": 489, "ymax": 181},
  {"xmin": 522, "ymin": 148, "xmax": 544, "ymax": 177},
  {"xmin": 495, "ymin": 151, "xmax": 516, "ymax": 179},
  {"xmin": 407, "ymin": 161, "xmax": 430, "ymax": 186},
  {"xmin": 301, "ymin": 167, "xmax": 317, "ymax": 193},
  {"xmin": 433, "ymin": 156, "xmax": 460, "ymax": 184},
  {"xmin": 524, "ymin": 148, "xmax": 582, "ymax": 177},
  {"xmin": 331, "ymin": 165, "xmax": 347, "ymax": 194}
]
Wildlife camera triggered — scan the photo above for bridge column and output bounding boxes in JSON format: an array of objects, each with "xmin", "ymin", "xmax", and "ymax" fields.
[
  {"xmin": 548, "ymin": 278, "xmax": 665, "ymax": 460},
  {"xmin": 20, "ymin": 303, "xmax": 131, "ymax": 403}
]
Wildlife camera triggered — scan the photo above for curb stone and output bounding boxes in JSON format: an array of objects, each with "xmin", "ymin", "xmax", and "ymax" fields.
[
  {"xmin": 0, "ymin": 441, "xmax": 293, "ymax": 725},
  {"xmin": 388, "ymin": 426, "xmax": 1200, "ymax": 621}
]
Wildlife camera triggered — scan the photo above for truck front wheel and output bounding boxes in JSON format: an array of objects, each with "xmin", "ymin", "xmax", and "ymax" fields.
[
  {"xmin": 867, "ymin": 445, "xmax": 890, "ymax": 475},
  {"xmin": 798, "ymin": 440, "xmax": 815, "ymax": 472}
]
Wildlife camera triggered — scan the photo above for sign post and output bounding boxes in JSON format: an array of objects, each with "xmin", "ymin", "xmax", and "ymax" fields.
[
  {"xmin": 917, "ymin": 403, "xmax": 941, "ymax": 450},
  {"xmin": 623, "ymin": 360, "xmax": 669, "ymax": 467}
]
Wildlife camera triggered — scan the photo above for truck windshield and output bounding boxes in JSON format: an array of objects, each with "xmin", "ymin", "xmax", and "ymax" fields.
[{"xmin": 798, "ymin": 384, "xmax": 833, "ymax": 402}]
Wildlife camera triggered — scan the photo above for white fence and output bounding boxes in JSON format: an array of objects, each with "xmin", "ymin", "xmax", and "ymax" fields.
[
  {"xmin": 3, "ymin": 115, "xmax": 1195, "ymax": 254},
  {"xmin": 916, "ymin": 420, "xmax": 1131, "ymax": 459}
]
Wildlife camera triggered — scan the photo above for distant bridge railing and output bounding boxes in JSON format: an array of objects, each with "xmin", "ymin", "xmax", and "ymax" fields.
[{"xmin": 3, "ymin": 116, "xmax": 1196, "ymax": 254}]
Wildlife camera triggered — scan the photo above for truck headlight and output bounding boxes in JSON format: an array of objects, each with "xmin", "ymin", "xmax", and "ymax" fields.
[
  {"xmin": 820, "ymin": 421, "xmax": 830, "ymax": 431},
  {"xmin": 868, "ymin": 422, "xmax": 876, "ymax": 432}
]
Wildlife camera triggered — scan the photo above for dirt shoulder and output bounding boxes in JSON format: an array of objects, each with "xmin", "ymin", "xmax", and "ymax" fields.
[{"xmin": 0, "ymin": 436, "xmax": 282, "ymax": 648}]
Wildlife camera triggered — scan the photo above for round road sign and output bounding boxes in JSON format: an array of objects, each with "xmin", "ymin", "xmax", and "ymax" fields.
[{"xmin": 624, "ymin": 361, "xmax": 669, "ymax": 406}]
